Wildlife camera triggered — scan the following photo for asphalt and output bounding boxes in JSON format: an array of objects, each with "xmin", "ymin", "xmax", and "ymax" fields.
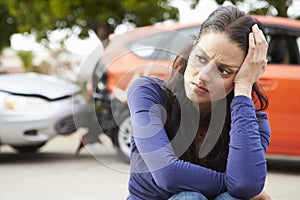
[{"xmin": 1, "ymin": 131, "xmax": 300, "ymax": 200}]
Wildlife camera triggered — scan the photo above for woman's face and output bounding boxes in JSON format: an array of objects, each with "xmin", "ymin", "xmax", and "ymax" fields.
[{"xmin": 184, "ymin": 31, "xmax": 245, "ymax": 104}]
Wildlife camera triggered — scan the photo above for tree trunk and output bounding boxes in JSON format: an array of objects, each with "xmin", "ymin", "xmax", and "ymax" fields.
[
  {"xmin": 268, "ymin": 0, "xmax": 292, "ymax": 17},
  {"xmin": 91, "ymin": 22, "xmax": 114, "ymax": 48}
]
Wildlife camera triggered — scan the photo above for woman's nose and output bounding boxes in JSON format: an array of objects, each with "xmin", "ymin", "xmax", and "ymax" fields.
[{"xmin": 198, "ymin": 66, "xmax": 212, "ymax": 82}]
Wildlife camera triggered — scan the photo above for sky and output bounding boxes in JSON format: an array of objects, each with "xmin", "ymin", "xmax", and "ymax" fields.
[{"xmin": 10, "ymin": 0, "xmax": 300, "ymax": 54}]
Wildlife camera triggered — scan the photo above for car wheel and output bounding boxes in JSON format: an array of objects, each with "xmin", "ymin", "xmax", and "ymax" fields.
[
  {"xmin": 11, "ymin": 142, "xmax": 46, "ymax": 153},
  {"xmin": 112, "ymin": 108, "xmax": 131, "ymax": 163}
]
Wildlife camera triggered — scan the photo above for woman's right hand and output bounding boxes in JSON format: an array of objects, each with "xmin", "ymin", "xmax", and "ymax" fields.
[{"xmin": 234, "ymin": 24, "xmax": 268, "ymax": 98}]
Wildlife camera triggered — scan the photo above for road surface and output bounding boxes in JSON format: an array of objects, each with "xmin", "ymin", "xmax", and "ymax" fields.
[{"xmin": 0, "ymin": 131, "xmax": 299, "ymax": 200}]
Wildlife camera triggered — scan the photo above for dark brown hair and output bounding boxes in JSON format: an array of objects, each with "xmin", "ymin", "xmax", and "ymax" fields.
[{"xmin": 162, "ymin": 6, "xmax": 269, "ymax": 172}]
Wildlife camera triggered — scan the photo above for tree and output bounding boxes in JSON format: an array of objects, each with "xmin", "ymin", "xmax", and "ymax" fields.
[
  {"xmin": 0, "ymin": 0, "xmax": 297, "ymax": 51},
  {"xmin": 213, "ymin": 0, "xmax": 294, "ymax": 17},
  {"xmin": 17, "ymin": 50, "xmax": 34, "ymax": 72},
  {"xmin": 0, "ymin": 4, "xmax": 17, "ymax": 51},
  {"xmin": 2, "ymin": 0, "xmax": 179, "ymax": 47}
]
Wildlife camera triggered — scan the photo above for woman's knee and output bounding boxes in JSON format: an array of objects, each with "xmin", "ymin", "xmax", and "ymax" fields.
[{"xmin": 215, "ymin": 192, "xmax": 243, "ymax": 200}]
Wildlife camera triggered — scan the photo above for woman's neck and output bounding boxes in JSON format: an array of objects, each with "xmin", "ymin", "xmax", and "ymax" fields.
[{"xmin": 198, "ymin": 102, "xmax": 212, "ymax": 122}]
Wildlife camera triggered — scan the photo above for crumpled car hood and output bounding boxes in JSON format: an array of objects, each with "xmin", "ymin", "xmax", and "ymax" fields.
[{"xmin": 0, "ymin": 73, "xmax": 81, "ymax": 100}]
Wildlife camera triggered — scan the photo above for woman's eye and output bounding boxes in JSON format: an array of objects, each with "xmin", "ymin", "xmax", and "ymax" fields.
[
  {"xmin": 196, "ymin": 55, "xmax": 207, "ymax": 63},
  {"xmin": 218, "ymin": 67, "xmax": 231, "ymax": 75}
]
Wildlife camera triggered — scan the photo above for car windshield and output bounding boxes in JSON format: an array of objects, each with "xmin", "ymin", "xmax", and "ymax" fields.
[{"xmin": 127, "ymin": 26, "xmax": 200, "ymax": 60}]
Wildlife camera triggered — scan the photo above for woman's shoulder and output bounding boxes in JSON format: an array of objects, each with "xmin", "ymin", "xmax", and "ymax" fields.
[
  {"xmin": 128, "ymin": 76, "xmax": 165, "ymax": 93},
  {"xmin": 130, "ymin": 76, "xmax": 164, "ymax": 87},
  {"xmin": 127, "ymin": 76, "xmax": 166, "ymax": 101}
]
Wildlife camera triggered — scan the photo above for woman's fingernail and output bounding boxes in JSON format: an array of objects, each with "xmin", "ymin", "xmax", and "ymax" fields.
[{"xmin": 249, "ymin": 32, "xmax": 254, "ymax": 39}]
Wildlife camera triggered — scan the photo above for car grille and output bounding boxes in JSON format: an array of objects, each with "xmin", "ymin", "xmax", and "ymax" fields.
[{"xmin": 55, "ymin": 115, "xmax": 77, "ymax": 135}]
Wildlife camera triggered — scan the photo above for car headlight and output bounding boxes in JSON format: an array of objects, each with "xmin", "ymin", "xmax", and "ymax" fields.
[{"xmin": 0, "ymin": 92, "xmax": 51, "ymax": 111}]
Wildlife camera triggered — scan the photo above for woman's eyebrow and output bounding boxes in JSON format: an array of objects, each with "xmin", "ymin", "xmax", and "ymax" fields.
[
  {"xmin": 197, "ymin": 46, "xmax": 210, "ymax": 59},
  {"xmin": 197, "ymin": 46, "xmax": 240, "ymax": 69},
  {"xmin": 218, "ymin": 63, "xmax": 240, "ymax": 69}
]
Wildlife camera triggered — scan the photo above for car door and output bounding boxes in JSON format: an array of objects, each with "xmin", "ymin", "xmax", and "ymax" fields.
[{"xmin": 260, "ymin": 24, "xmax": 300, "ymax": 156}]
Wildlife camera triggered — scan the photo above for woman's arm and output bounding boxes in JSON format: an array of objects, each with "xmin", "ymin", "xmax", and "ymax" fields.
[
  {"xmin": 127, "ymin": 77, "xmax": 226, "ymax": 198},
  {"xmin": 257, "ymin": 111, "xmax": 271, "ymax": 153},
  {"xmin": 225, "ymin": 96, "xmax": 271, "ymax": 199},
  {"xmin": 226, "ymin": 24, "xmax": 270, "ymax": 199},
  {"xmin": 234, "ymin": 24, "xmax": 268, "ymax": 98}
]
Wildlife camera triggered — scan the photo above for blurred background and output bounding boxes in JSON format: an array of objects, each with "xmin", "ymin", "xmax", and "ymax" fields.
[
  {"xmin": 1, "ymin": 0, "xmax": 299, "ymax": 81},
  {"xmin": 1, "ymin": 0, "xmax": 300, "ymax": 200}
]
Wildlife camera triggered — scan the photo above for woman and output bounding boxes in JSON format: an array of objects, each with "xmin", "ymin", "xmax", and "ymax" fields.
[{"xmin": 126, "ymin": 5, "xmax": 271, "ymax": 200}]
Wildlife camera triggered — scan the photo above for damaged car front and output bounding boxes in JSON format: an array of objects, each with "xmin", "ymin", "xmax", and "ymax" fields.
[{"xmin": 0, "ymin": 73, "xmax": 87, "ymax": 153}]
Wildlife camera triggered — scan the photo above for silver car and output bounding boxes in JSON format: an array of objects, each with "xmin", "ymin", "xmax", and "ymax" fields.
[{"xmin": 0, "ymin": 73, "xmax": 87, "ymax": 152}]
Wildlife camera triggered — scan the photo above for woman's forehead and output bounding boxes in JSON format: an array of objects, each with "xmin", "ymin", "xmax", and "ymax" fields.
[{"xmin": 195, "ymin": 32, "xmax": 245, "ymax": 66}]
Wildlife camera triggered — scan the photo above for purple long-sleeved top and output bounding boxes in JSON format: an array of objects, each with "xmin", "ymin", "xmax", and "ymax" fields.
[{"xmin": 126, "ymin": 76, "xmax": 271, "ymax": 200}]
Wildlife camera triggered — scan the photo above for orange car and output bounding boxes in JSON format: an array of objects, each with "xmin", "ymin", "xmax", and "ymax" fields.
[{"xmin": 89, "ymin": 15, "xmax": 300, "ymax": 162}]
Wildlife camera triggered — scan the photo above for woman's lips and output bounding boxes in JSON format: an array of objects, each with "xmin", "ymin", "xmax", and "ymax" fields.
[{"xmin": 192, "ymin": 83, "xmax": 209, "ymax": 94}]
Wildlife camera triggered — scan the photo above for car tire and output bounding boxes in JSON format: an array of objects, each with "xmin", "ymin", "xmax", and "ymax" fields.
[
  {"xmin": 11, "ymin": 142, "xmax": 46, "ymax": 153},
  {"xmin": 111, "ymin": 108, "xmax": 131, "ymax": 163}
]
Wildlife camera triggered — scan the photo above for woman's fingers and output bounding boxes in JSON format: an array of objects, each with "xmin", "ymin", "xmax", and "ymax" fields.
[
  {"xmin": 252, "ymin": 24, "xmax": 264, "ymax": 44},
  {"xmin": 233, "ymin": 24, "xmax": 269, "ymax": 97},
  {"xmin": 252, "ymin": 24, "xmax": 268, "ymax": 57},
  {"xmin": 251, "ymin": 24, "xmax": 268, "ymax": 74},
  {"xmin": 248, "ymin": 32, "xmax": 255, "ymax": 56},
  {"xmin": 234, "ymin": 24, "xmax": 269, "ymax": 86}
]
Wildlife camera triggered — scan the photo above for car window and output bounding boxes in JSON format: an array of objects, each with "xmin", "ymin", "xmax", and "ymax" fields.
[
  {"xmin": 127, "ymin": 26, "xmax": 200, "ymax": 61},
  {"xmin": 266, "ymin": 26, "xmax": 300, "ymax": 65},
  {"xmin": 127, "ymin": 31, "xmax": 171, "ymax": 59},
  {"xmin": 164, "ymin": 26, "xmax": 200, "ymax": 60},
  {"xmin": 267, "ymin": 34, "xmax": 300, "ymax": 64}
]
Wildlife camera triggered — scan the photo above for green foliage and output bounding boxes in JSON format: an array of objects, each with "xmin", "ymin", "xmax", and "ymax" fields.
[
  {"xmin": 0, "ymin": 0, "xmax": 298, "ymax": 51},
  {"xmin": 215, "ymin": 0, "xmax": 294, "ymax": 17},
  {"xmin": 1, "ymin": 0, "xmax": 179, "ymax": 45},
  {"xmin": 0, "ymin": 4, "xmax": 17, "ymax": 51},
  {"xmin": 122, "ymin": 0, "xmax": 178, "ymax": 25},
  {"xmin": 17, "ymin": 50, "xmax": 34, "ymax": 72}
]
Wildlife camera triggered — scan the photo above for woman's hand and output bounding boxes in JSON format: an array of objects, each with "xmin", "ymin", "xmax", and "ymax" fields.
[
  {"xmin": 250, "ymin": 190, "xmax": 272, "ymax": 200},
  {"xmin": 234, "ymin": 24, "xmax": 268, "ymax": 97}
]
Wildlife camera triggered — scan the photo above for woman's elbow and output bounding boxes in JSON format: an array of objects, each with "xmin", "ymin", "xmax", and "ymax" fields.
[
  {"xmin": 226, "ymin": 180, "xmax": 265, "ymax": 199},
  {"xmin": 153, "ymin": 170, "xmax": 178, "ymax": 192}
]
